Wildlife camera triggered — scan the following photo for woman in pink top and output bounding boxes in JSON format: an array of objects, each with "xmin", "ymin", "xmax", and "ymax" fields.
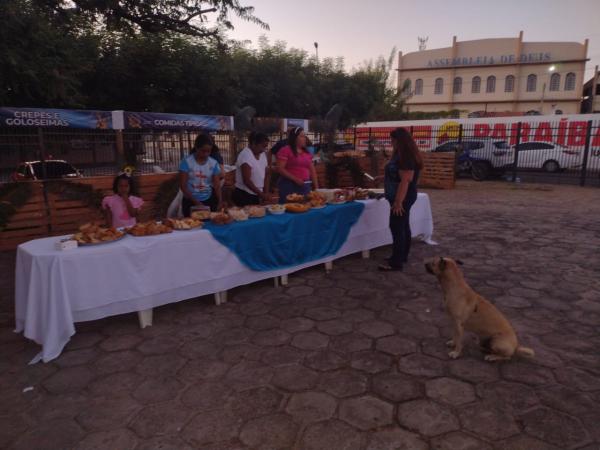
[
  {"xmin": 276, "ymin": 127, "xmax": 319, "ymax": 203},
  {"xmin": 102, "ymin": 174, "xmax": 144, "ymax": 228}
]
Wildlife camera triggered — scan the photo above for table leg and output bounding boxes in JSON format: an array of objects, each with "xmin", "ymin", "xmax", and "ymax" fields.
[
  {"xmin": 362, "ymin": 250, "xmax": 371, "ymax": 259},
  {"xmin": 138, "ymin": 309, "xmax": 153, "ymax": 328},
  {"xmin": 215, "ymin": 291, "xmax": 228, "ymax": 305},
  {"xmin": 325, "ymin": 261, "xmax": 333, "ymax": 273},
  {"xmin": 281, "ymin": 274, "xmax": 289, "ymax": 286},
  {"xmin": 274, "ymin": 277, "xmax": 280, "ymax": 288}
]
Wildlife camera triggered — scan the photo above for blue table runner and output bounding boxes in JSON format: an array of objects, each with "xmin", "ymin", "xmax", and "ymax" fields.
[{"xmin": 204, "ymin": 202, "xmax": 365, "ymax": 271}]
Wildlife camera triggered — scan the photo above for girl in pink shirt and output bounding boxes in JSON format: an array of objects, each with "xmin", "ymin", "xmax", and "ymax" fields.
[
  {"xmin": 102, "ymin": 174, "xmax": 144, "ymax": 228},
  {"xmin": 276, "ymin": 127, "xmax": 319, "ymax": 203}
]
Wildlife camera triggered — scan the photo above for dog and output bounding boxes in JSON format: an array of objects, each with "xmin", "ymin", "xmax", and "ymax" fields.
[{"xmin": 425, "ymin": 257, "xmax": 535, "ymax": 362}]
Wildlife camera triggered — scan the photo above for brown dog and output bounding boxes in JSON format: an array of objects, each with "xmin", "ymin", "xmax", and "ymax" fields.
[{"xmin": 425, "ymin": 257, "xmax": 535, "ymax": 362}]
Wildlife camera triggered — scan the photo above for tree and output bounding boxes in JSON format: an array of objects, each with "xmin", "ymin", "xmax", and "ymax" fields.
[
  {"xmin": 33, "ymin": 0, "xmax": 268, "ymax": 39},
  {"xmin": 1, "ymin": 2, "xmax": 398, "ymax": 125},
  {"xmin": 356, "ymin": 47, "xmax": 411, "ymax": 121},
  {"xmin": 0, "ymin": 0, "xmax": 101, "ymax": 107}
]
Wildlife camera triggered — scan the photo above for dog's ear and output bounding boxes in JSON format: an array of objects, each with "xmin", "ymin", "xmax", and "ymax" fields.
[
  {"xmin": 455, "ymin": 259, "xmax": 464, "ymax": 266},
  {"xmin": 439, "ymin": 257, "xmax": 446, "ymax": 271}
]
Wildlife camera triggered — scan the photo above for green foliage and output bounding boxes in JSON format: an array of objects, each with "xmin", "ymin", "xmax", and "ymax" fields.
[
  {"xmin": 32, "ymin": 0, "xmax": 268, "ymax": 39},
  {"xmin": 0, "ymin": 0, "xmax": 101, "ymax": 107},
  {"xmin": 1, "ymin": 1, "xmax": 406, "ymax": 124},
  {"xmin": 153, "ymin": 176, "xmax": 181, "ymax": 218}
]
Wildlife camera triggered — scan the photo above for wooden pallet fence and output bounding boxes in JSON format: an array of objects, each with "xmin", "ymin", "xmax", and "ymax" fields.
[
  {"xmin": 1, "ymin": 153, "xmax": 454, "ymax": 250},
  {"xmin": 315, "ymin": 152, "xmax": 455, "ymax": 190},
  {"xmin": 0, "ymin": 182, "xmax": 49, "ymax": 251}
]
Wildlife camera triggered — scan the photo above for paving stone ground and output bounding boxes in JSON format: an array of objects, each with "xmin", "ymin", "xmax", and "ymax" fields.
[{"xmin": 1, "ymin": 180, "xmax": 599, "ymax": 450}]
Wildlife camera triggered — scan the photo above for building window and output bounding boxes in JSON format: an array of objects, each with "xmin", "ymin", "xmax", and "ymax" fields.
[
  {"xmin": 434, "ymin": 78, "xmax": 444, "ymax": 95},
  {"xmin": 486, "ymin": 75, "xmax": 496, "ymax": 93},
  {"xmin": 453, "ymin": 77, "xmax": 462, "ymax": 94},
  {"xmin": 527, "ymin": 74, "xmax": 537, "ymax": 92},
  {"xmin": 415, "ymin": 78, "xmax": 423, "ymax": 95},
  {"xmin": 472, "ymin": 76, "xmax": 481, "ymax": 93},
  {"xmin": 565, "ymin": 72, "xmax": 576, "ymax": 91},
  {"xmin": 549, "ymin": 73, "xmax": 561, "ymax": 91},
  {"xmin": 505, "ymin": 75, "xmax": 515, "ymax": 92},
  {"xmin": 402, "ymin": 78, "xmax": 412, "ymax": 96}
]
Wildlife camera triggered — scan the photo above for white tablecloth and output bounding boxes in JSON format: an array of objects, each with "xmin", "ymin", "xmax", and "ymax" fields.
[{"xmin": 15, "ymin": 194, "xmax": 433, "ymax": 362}]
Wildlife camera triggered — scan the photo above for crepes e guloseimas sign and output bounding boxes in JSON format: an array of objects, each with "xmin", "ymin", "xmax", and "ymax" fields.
[{"xmin": 0, "ymin": 107, "xmax": 113, "ymax": 129}]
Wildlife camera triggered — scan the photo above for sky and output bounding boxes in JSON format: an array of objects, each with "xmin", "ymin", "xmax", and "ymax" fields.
[{"xmin": 226, "ymin": 0, "xmax": 600, "ymax": 82}]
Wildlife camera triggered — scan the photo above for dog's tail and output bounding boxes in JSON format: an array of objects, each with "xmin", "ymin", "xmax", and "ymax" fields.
[{"xmin": 515, "ymin": 346, "xmax": 535, "ymax": 358}]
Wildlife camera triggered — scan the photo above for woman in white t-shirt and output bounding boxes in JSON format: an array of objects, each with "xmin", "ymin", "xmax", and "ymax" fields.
[{"xmin": 233, "ymin": 132, "xmax": 270, "ymax": 206}]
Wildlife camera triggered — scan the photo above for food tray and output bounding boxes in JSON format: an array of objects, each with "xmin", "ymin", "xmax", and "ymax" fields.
[{"xmin": 77, "ymin": 233, "xmax": 127, "ymax": 246}]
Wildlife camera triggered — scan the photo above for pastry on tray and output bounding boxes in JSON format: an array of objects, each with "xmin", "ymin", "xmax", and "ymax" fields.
[
  {"xmin": 167, "ymin": 218, "xmax": 203, "ymax": 230},
  {"xmin": 127, "ymin": 221, "xmax": 173, "ymax": 236},
  {"xmin": 285, "ymin": 202, "xmax": 311, "ymax": 213},
  {"xmin": 228, "ymin": 208, "xmax": 249, "ymax": 222},
  {"xmin": 286, "ymin": 193, "xmax": 305, "ymax": 203},
  {"xmin": 211, "ymin": 212, "xmax": 234, "ymax": 225},
  {"xmin": 307, "ymin": 191, "xmax": 326, "ymax": 208},
  {"xmin": 245, "ymin": 205, "xmax": 266, "ymax": 218},
  {"xmin": 72, "ymin": 223, "xmax": 124, "ymax": 244},
  {"xmin": 190, "ymin": 210, "xmax": 211, "ymax": 220},
  {"xmin": 354, "ymin": 188, "xmax": 369, "ymax": 200}
]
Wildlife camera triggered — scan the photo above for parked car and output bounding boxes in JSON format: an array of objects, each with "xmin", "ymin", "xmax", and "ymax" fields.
[
  {"xmin": 313, "ymin": 141, "xmax": 354, "ymax": 153},
  {"xmin": 433, "ymin": 139, "xmax": 514, "ymax": 168},
  {"xmin": 10, "ymin": 160, "xmax": 83, "ymax": 181},
  {"xmin": 510, "ymin": 142, "xmax": 582, "ymax": 173},
  {"xmin": 432, "ymin": 139, "xmax": 511, "ymax": 181}
]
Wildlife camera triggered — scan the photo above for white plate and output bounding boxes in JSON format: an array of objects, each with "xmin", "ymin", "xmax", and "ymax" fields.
[{"xmin": 268, "ymin": 209, "xmax": 286, "ymax": 215}]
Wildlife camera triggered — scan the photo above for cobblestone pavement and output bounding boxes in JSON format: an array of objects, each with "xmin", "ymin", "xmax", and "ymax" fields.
[{"xmin": 1, "ymin": 181, "xmax": 599, "ymax": 450}]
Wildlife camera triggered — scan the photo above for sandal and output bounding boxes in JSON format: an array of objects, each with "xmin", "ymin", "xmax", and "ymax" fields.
[{"xmin": 378, "ymin": 264, "xmax": 403, "ymax": 272}]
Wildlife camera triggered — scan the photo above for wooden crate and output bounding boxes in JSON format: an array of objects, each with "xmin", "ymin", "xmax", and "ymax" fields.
[
  {"xmin": 314, "ymin": 152, "xmax": 455, "ymax": 190},
  {"xmin": 420, "ymin": 152, "xmax": 456, "ymax": 189},
  {"xmin": 46, "ymin": 177, "xmax": 111, "ymax": 234}
]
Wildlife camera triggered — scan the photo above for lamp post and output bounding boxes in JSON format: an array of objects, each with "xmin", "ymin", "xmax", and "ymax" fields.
[
  {"xmin": 314, "ymin": 42, "xmax": 319, "ymax": 65},
  {"xmin": 539, "ymin": 65, "xmax": 556, "ymax": 114}
]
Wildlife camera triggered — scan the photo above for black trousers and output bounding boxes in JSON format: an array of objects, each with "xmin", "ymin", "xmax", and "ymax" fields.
[
  {"xmin": 232, "ymin": 188, "xmax": 260, "ymax": 207},
  {"xmin": 389, "ymin": 198, "xmax": 415, "ymax": 268},
  {"xmin": 182, "ymin": 194, "xmax": 218, "ymax": 217}
]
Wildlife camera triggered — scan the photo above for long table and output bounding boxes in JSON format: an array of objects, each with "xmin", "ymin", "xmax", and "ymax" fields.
[{"xmin": 15, "ymin": 194, "xmax": 434, "ymax": 363}]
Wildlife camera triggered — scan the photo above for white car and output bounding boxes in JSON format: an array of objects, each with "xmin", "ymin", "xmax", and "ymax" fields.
[
  {"xmin": 510, "ymin": 142, "xmax": 583, "ymax": 173},
  {"xmin": 433, "ymin": 139, "xmax": 514, "ymax": 168}
]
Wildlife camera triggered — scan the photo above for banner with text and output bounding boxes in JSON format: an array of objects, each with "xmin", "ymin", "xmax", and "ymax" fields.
[
  {"xmin": 0, "ymin": 107, "xmax": 113, "ymax": 129},
  {"xmin": 123, "ymin": 111, "xmax": 233, "ymax": 131}
]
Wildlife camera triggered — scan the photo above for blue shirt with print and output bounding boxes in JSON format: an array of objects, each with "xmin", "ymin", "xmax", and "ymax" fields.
[{"xmin": 179, "ymin": 154, "xmax": 221, "ymax": 201}]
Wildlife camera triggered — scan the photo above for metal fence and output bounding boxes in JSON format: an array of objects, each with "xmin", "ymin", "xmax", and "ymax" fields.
[
  {"xmin": 0, "ymin": 127, "xmax": 330, "ymax": 182},
  {"xmin": 358, "ymin": 121, "xmax": 600, "ymax": 187},
  {"xmin": 3, "ymin": 122, "xmax": 598, "ymax": 187}
]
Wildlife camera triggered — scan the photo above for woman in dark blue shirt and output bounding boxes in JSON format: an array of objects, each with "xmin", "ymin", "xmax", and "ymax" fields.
[{"xmin": 379, "ymin": 127, "xmax": 424, "ymax": 271}]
